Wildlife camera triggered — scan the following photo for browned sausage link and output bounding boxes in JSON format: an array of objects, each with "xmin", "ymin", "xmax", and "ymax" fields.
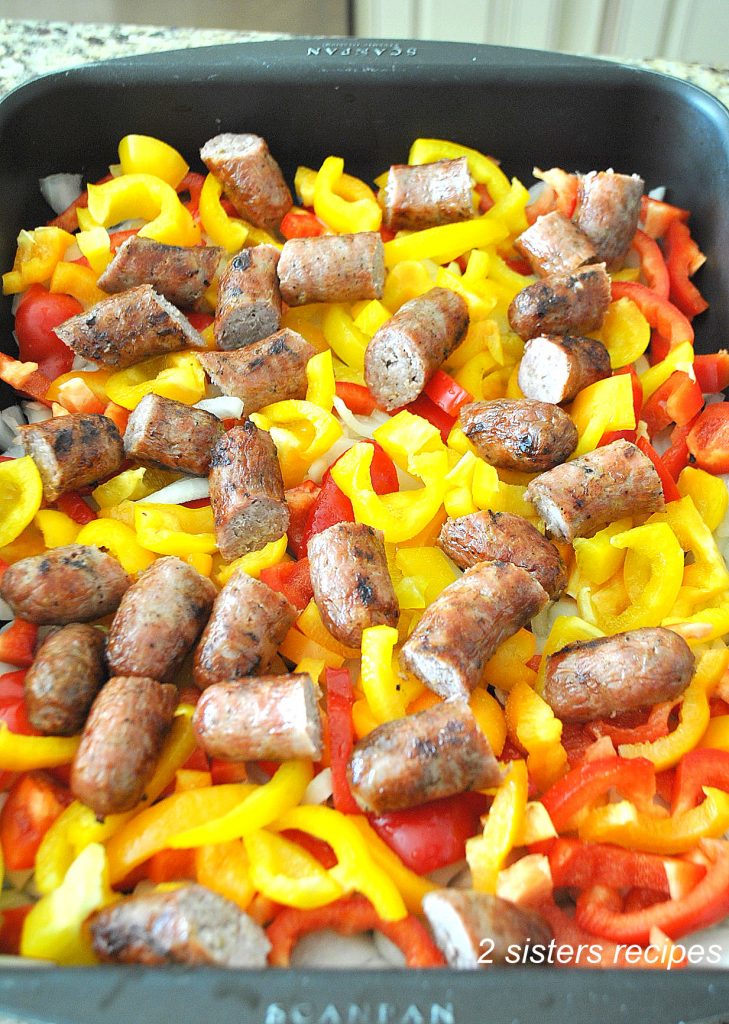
[
  {"xmin": 525, "ymin": 439, "xmax": 665, "ymax": 541},
  {"xmin": 97, "ymin": 235, "xmax": 224, "ymax": 310},
  {"xmin": 106, "ymin": 557, "xmax": 216, "ymax": 682},
  {"xmin": 89, "ymin": 884, "xmax": 271, "ymax": 967},
  {"xmin": 379, "ymin": 157, "xmax": 474, "ymax": 231},
  {"xmin": 574, "ymin": 170, "xmax": 644, "ymax": 269},
  {"xmin": 193, "ymin": 570, "xmax": 296, "ymax": 689},
  {"xmin": 515, "ymin": 210, "xmax": 597, "ymax": 277},
  {"xmin": 307, "ymin": 522, "xmax": 398, "ymax": 647},
  {"xmin": 517, "ymin": 333, "xmax": 611, "ymax": 405},
  {"xmin": 277, "ymin": 233, "xmax": 385, "ymax": 306},
  {"xmin": 400, "ymin": 562, "xmax": 548, "ymax": 700},
  {"xmin": 53, "ymin": 284, "xmax": 204, "ymax": 368},
  {"xmin": 71, "ymin": 675, "xmax": 177, "ymax": 816},
  {"xmin": 508, "ymin": 263, "xmax": 611, "ymax": 341},
  {"xmin": 200, "ymin": 133, "xmax": 292, "ymax": 234},
  {"xmin": 422, "ymin": 890, "xmax": 552, "ymax": 969},
  {"xmin": 209, "ymin": 421, "xmax": 289, "ymax": 561},
  {"xmin": 123, "ymin": 393, "xmax": 223, "ymax": 476},
  {"xmin": 543, "ymin": 627, "xmax": 695, "ymax": 722},
  {"xmin": 25, "ymin": 624, "xmax": 106, "ymax": 736},
  {"xmin": 213, "ymin": 245, "xmax": 282, "ymax": 349},
  {"xmin": 193, "ymin": 674, "xmax": 322, "ymax": 760},
  {"xmin": 438, "ymin": 510, "xmax": 567, "ymax": 600},
  {"xmin": 347, "ymin": 699, "xmax": 501, "ymax": 814},
  {"xmin": 0, "ymin": 545, "xmax": 129, "ymax": 625},
  {"xmin": 197, "ymin": 329, "xmax": 314, "ymax": 414},
  {"xmin": 20, "ymin": 413, "xmax": 124, "ymax": 503},
  {"xmin": 365, "ymin": 287, "xmax": 469, "ymax": 411},
  {"xmin": 459, "ymin": 398, "xmax": 578, "ymax": 472}
]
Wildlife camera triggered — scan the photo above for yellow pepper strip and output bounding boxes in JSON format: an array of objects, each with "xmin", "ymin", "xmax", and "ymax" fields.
[
  {"xmin": 394, "ymin": 546, "xmax": 458, "ymax": 610},
  {"xmin": 663, "ymin": 603, "xmax": 729, "ymax": 645},
  {"xmin": 273, "ymin": 805, "xmax": 407, "ymax": 922},
  {"xmin": 470, "ymin": 687, "xmax": 507, "ymax": 756},
  {"xmin": 350, "ymin": 816, "xmax": 437, "ymax": 915},
  {"xmin": 295, "ymin": 164, "xmax": 377, "ymax": 207},
  {"xmin": 0, "ymin": 722, "xmax": 79, "ymax": 772},
  {"xmin": 86, "ymin": 173, "xmax": 200, "ymax": 247},
  {"xmin": 50, "ymin": 261, "xmax": 106, "ymax": 309},
  {"xmin": 313, "ymin": 156, "xmax": 382, "ymax": 233},
  {"xmin": 36, "ymin": 711, "xmax": 197, "ymax": 895},
  {"xmin": 280, "ymin": 627, "xmax": 345, "ymax": 669},
  {"xmin": 352, "ymin": 697, "xmax": 379, "ymax": 739},
  {"xmin": 407, "ymin": 138, "xmax": 510, "ymax": 201},
  {"xmin": 466, "ymin": 759, "xmax": 528, "ymax": 894},
  {"xmin": 21, "ymin": 844, "xmax": 118, "ymax": 965},
  {"xmin": 657, "ymin": 496, "xmax": 729, "ymax": 598},
  {"xmin": 482, "ymin": 628, "xmax": 537, "ymax": 693},
  {"xmin": 579, "ymin": 787, "xmax": 729, "ymax": 855},
  {"xmin": 595, "ymin": 298, "xmax": 651, "ymax": 369},
  {"xmin": 434, "ymin": 263, "xmax": 498, "ymax": 321},
  {"xmin": 107, "ymin": 352, "xmax": 206, "ymax": 410},
  {"xmin": 118, "ymin": 134, "xmax": 189, "ymax": 188},
  {"xmin": 294, "ymin": 657, "xmax": 326, "ymax": 685},
  {"xmin": 384, "ymin": 217, "xmax": 508, "ymax": 268},
  {"xmin": 252, "ymin": 400, "xmax": 342, "ymax": 488},
  {"xmin": 199, "ymin": 172, "xmax": 248, "ymax": 252},
  {"xmin": 305, "ymin": 349, "xmax": 336, "ymax": 411},
  {"xmin": 214, "ymin": 535, "xmax": 288, "ymax": 587},
  {"xmin": 34, "ymin": 509, "xmax": 79, "ymax": 548},
  {"xmin": 353, "ymin": 299, "xmax": 391, "ymax": 337},
  {"xmin": 195, "ymin": 840, "xmax": 255, "ymax": 910},
  {"xmin": 640, "ymin": 341, "xmax": 695, "ymax": 400},
  {"xmin": 619, "ymin": 648, "xmax": 729, "ymax": 770},
  {"xmin": 482, "ymin": 178, "xmax": 531, "ymax": 235},
  {"xmin": 76, "ymin": 518, "xmax": 156, "ymax": 575},
  {"xmin": 169, "ymin": 760, "xmax": 313, "ymax": 848},
  {"xmin": 447, "ymin": 318, "xmax": 503, "ymax": 370},
  {"xmin": 0, "ymin": 523, "xmax": 45, "ymax": 564},
  {"xmin": 569, "ymin": 373, "xmax": 636, "ymax": 457},
  {"xmin": 382, "ymin": 260, "xmax": 435, "ymax": 312},
  {"xmin": 76, "ymin": 226, "xmax": 113, "ymax": 274},
  {"xmin": 678, "ymin": 466, "xmax": 729, "ymax": 532},
  {"xmin": 443, "ymin": 452, "xmax": 478, "ymax": 519},
  {"xmin": 471, "ymin": 460, "xmax": 535, "ymax": 519},
  {"xmin": 375, "ymin": 409, "xmax": 444, "ymax": 469},
  {"xmin": 134, "ymin": 502, "xmax": 216, "ymax": 557},
  {"xmin": 572, "ymin": 518, "xmax": 631, "ymax": 588},
  {"xmin": 297, "ymin": 600, "xmax": 360, "ymax": 660},
  {"xmin": 46, "ymin": 367, "xmax": 112, "ymax": 406},
  {"xmin": 359, "ymin": 625, "xmax": 407, "ymax": 724},
  {"xmin": 245, "ymin": 829, "xmax": 344, "ymax": 910},
  {"xmin": 505, "ymin": 681, "xmax": 568, "ymax": 791},
  {"xmin": 700, "ymin": 715, "xmax": 729, "ymax": 751},
  {"xmin": 175, "ymin": 769, "xmax": 212, "ymax": 792},
  {"xmin": 0, "ymin": 457, "xmax": 43, "ymax": 549},
  {"xmin": 322, "ymin": 304, "xmax": 369, "ymax": 371},
  {"xmin": 91, "ymin": 465, "xmax": 177, "ymax": 507},
  {"xmin": 2, "ymin": 226, "xmax": 74, "ymax": 294}
]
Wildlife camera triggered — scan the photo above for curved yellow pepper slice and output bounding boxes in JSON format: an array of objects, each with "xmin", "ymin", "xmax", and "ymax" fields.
[
  {"xmin": 0, "ymin": 722, "xmax": 79, "ymax": 772},
  {"xmin": 244, "ymin": 829, "xmax": 344, "ymax": 909},
  {"xmin": 393, "ymin": 545, "xmax": 458, "ymax": 609},
  {"xmin": 470, "ymin": 687, "xmax": 507, "ymax": 756},
  {"xmin": 76, "ymin": 518, "xmax": 156, "ymax": 575},
  {"xmin": 135, "ymin": 503, "xmax": 217, "ymax": 556},
  {"xmin": 569, "ymin": 373, "xmax": 636, "ymax": 457},
  {"xmin": 322, "ymin": 304, "xmax": 369, "ymax": 371},
  {"xmin": 296, "ymin": 600, "xmax": 360, "ymax": 661},
  {"xmin": 252, "ymin": 400, "xmax": 342, "ymax": 487},
  {"xmin": 106, "ymin": 352, "xmax": 206, "ymax": 410},
  {"xmin": 350, "ymin": 816, "xmax": 437, "ymax": 915},
  {"xmin": 482, "ymin": 628, "xmax": 537, "ymax": 693},
  {"xmin": 639, "ymin": 341, "xmax": 694, "ymax": 400},
  {"xmin": 0, "ymin": 456, "xmax": 43, "ymax": 549},
  {"xmin": 678, "ymin": 466, "xmax": 729, "ymax": 532},
  {"xmin": 505, "ymin": 680, "xmax": 568, "ymax": 792},
  {"xmin": 305, "ymin": 349, "xmax": 336, "ymax": 411},
  {"xmin": 214, "ymin": 534, "xmax": 288, "ymax": 586},
  {"xmin": 408, "ymin": 138, "xmax": 511, "ymax": 201},
  {"xmin": 195, "ymin": 839, "xmax": 254, "ymax": 909},
  {"xmin": 91, "ymin": 465, "xmax": 176, "ymax": 507},
  {"xmin": 118, "ymin": 134, "xmax": 189, "ymax": 188},
  {"xmin": 352, "ymin": 299, "xmax": 390, "ymax": 337},
  {"xmin": 2, "ymin": 226, "xmax": 74, "ymax": 294},
  {"xmin": 383, "ymin": 216, "xmax": 508, "ymax": 268},
  {"xmin": 50, "ymin": 261, "xmax": 106, "ymax": 309},
  {"xmin": 199, "ymin": 172, "xmax": 249, "ymax": 252},
  {"xmin": 359, "ymin": 625, "xmax": 407, "ymax": 724},
  {"xmin": 76, "ymin": 226, "xmax": 113, "ymax": 274},
  {"xmin": 471, "ymin": 460, "xmax": 535, "ymax": 519},
  {"xmin": 572, "ymin": 518, "xmax": 631, "ymax": 587},
  {"xmin": 597, "ymin": 297, "xmax": 651, "ymax": 369},
  {"xmin": 34, "ymin": 510, "xmax": 79, "ymax": 549},
  {"xmin": 295, "ymin": 164, "xmax": 378, "ymax": 207},
  {"xmin": 86, "ymin": 173, "xmax": 199, "ymax": 246},
  {"xmin": 466, "ymin": 759, "xmax": 528, "ymax": 894},
  {"xmin": 314, "ymin": 156, "xmax": 381, "ymax": 233}
]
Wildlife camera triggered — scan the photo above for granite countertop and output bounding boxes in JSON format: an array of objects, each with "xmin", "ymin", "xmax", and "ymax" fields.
[{"xmin": 0, "ymin": 18, "xmax": 727, "ymax": 109}]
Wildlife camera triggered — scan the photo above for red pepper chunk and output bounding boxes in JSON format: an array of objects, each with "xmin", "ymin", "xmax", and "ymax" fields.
[
  {"xmin": 672, "ymin": 748, "xmax": 729, "ymax": 816},
  {"xmin": 587, "ymin": 699, "xmax": 676, "ymax": 747},
  {"xmin": 0, "ymin": 771, "xmax": 72, "ymax": 870},
  {"xmin": 334, "ymin": 381, "xmax": 378, "ymax": 416},
  {"xmin": 402, "ymin": 393, "xmax": 455, "ymax": 443},
  {"xmin": 687, "ymin": 403, "xmax": 729, "ymax": 474},
  {"xmin": 662, "ymin": 420, "xmax": 695, "ymax": 480},
  {"xmin": 548, "ymin": 838, "xmax": 705, "ymax": 899},
  {"xmin": 55, "ymin": 492, "xmax": 97, "ymax": 525},
  {"xmin": 694, "ymin": 352, "xmax": 729, "ymax": 394},
  {"xmin": 639, "ymin": 196, "xmax": 690, "ymax": 240},
  {"xmin": 664, "ymin": 219, "xmax": 709, "ymax": 319},
  {"xmin": 631, "ymin": 229, "xmax": 670, "ymax": 299},
  {"xmin": 323, "ymin": 667, "xmax": 359, "ymax": 815},
  {"xmin": 280, "ymin": 209, "xmax": 326, "ymax": 239},
  {"xmin": 0, "ymin": 620, "xmax": 38, "ymax": 669},
  {"xmin": 259, "ymin": 558, "xmax": 313, "ymax": 612},
  {"xmin": 423, "ymin": 369, "xmax": 473, "ymax": 417},
  {"xmin": 541, "ymin": 756, "xmax": 656, "ymax": 833},
  {"xmin": 611, "ymin": 281, "xmax": 694, "ymax": 350},
  {"xmin": 0, "ymin": 671, "xmax": 36, "ymax": 737},
  {"xmin": 635, "ymin": 437, "xmax": 682, "ymax": 503}
]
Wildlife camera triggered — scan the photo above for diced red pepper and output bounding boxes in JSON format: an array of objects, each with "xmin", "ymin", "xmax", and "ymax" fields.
[
  {"xmin": 662, "ymin": 420, "xmax": 694, "ymax": 480},
  {"xmin": 0, "ymin": 353, "xmax": 53, "ymax": 406},
  {"xmin": 180, "ymin": 745, "xmax": 208, "ymax": 772},
  {"xmin": 0, "ymin": 771, "xmax": 72, "ymax": 870},
  {"xmin": 147, "ymin": 848, "xmax": 197, "ymax": 883},
  {"xmin": 672, "ymin": 748, "xmax": 729, "ymax": 816},
  {"xmin": 631, "ymin": 229, "xmax": 670, "ymax": 299},
  {"xmin": 639, "ymin": 195, "xmax": 690, "ymax": 240},
  {"xmin": 0, "ymin": 671, "xmax": 36, "ymax": 736},
  {"xmin": 503, "ymin": 255, "xmax": 534, "ymax": 276},
  {"xmin": 540, "ymin": 756, "xmax": 656, "ymax": 833},
  {"xmin": 402, "ymin": 393, "xmax": 455, "ymax": 443},
  {"xmin": 474, "ymin": 183, "xmax": 494, "ymax": 213},
  {"xmin": 525, "ymin": 168, "xmax": 578, "ymax": 224},
  {"xmin": 0, "ymin": 620, "xmax": 38, "ymax": 670},
  {"xmin": 615, "ymin": 365, "xmax": 643, "ymax": 422},
  {"xmin": 548, "ymin": 838, "xmax": 705, "ymax": 898},
  {"xmin": 323, "ymin": 667, "xmax": 359, "ymax": 815},
  {"xmin": 55, "ymin": 491, "xmax": 97, "ymax": 525},
  {"xmin": 423, "ymin": 369, "xmax": 473, "ymax": 416},
  {"xmin": 686, "ymin": 402, "xmax": 729, "ymax": 474},
  {"xmin": 334, "ymin": 381, "xmax": 378, "ymax": 416},
  {"xmin": 181, "ymin": 498, "xmax": 211, "ymax": 510},
  {"xmin": 643, "ymin": 372, "xmax": 703, "ymax": 436},
  {"xmin": 176, "ymin": 172, "xmax": 206, "ymax": 217},
  {"xmin": 636, "ymin": 436, "xmax": 682, "ymax": 502},
  {"xmin": 285, "ymin": 480, "xmax": 321, "ymax": 559},
  {"xmin": 280, "ymin": 209, "xmax": 326, "ymax": 239},
  {"xmin": 280, "ymin": 829, "xmax": 338, "ymax": 869},
  {"xmin": 663, "ymin": 219, "xmax": 708, "ymax": 319},
  {"xmin": 187, "ymin": 312, "xmax": 214, "ymax": 333},
  {"xmin": 598, "ymin": 429, "xmax": 638, "ymax": 447},
  {"xmin": 107, "ymin": 228, "xmax": 140, "ymax": 252},
  {"xmin": 694, "ymin": 352, "xmax": 729, "ymax": 394},
  {"xmin": 587, "ymin": 700, "xmax": 676, "ymax": 747},
  {"xmin": 649, "ymin": 330, "xmax": 671, "ymax": 365},
  {"xmin": 0, "ymin": 904, "xmax": 32, "ymax": 955},
  {"xmin": 259, "ymin": 558, "xmax": 313, "ymax": 612},
  {"xmin": 611, "ymin": 281, "xmax": 694, "ymax": 349},
  {"xmin": 209, "ymin": 759, "xmax": 248, "ymax": 785}
]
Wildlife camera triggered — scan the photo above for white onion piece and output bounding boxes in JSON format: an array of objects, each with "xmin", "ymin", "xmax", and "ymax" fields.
[
  {"xmin": 137, "ymin": 477, "xmax": 210, "ymax": 506},
  {"xmin": 307, "ymin": 435, "xmax": 356, "ymax": 483},
  {"xmin": 527, "ymin": 181, "xmax": 546, "ymax": 203},
  {"xmin": 302, "ymin": 767, "xmax": 332, "ymax": 806},
  {"xmin": 633, "ymin": 355, "xmax": 650, "ymax": 376},
  {"xmin": 650, "ymin": 425, "xmax": 672, "ymax": 456},
  {"xmin": 395, "ymin": 465, "xmax": 423, "ymax": 491},
  {"xmin": 373, "ymin": 931, "xmax": 407, "ymax": 967},
  {"xmin": 1, "ymin": 406, "xmax": 25, "ymax": 428},
  {"xmin": 648, "ymin": 185, "xmax": 667, "ymax": 201},
  {"xmin": 332, "ymin": 395, "xmax": 390, "ymax": 439},
  {"xmin": 39, "ymin": 173, "xmax": 82, "ymax": 214},
  {"xmin": 291, "ymin": 929, "xmax": 389, "ymax": 969},
  {"xmin": 71, "ymin": 355, "xmax": 102, "ymax": 372},
  {"xmin": 0, "ymin": 419, "xmax": 18, "ymax": 452},
  {"xmin": 22, "ymin": 400, "xmax": 53, "ymax": 425},
  {"xmin": 63, "ymin": 243, "xmax": 82, "ymax": 263},
  {"xmin": 194, "ymin": 396, "xmax": 244, "ymax": 420},
  {"xmin": 532, "ymin": 596, "xmax": 580, "ymax": 653},
  {"xmin": 1, "ymin": 444, "xmax": 24, "ymax": 459},
  {"xmin": 0, "ymin": 597, "xmax": 15, "ymax": 623},
  {"xmin": 428, "ymin": 859, "xmax": 467, "ymax": 887}
]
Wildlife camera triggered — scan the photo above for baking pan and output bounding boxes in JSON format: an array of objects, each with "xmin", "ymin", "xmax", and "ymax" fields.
[{"xmin": 0, "ymin": 36, "xmax": 728, "ymax": 1024}]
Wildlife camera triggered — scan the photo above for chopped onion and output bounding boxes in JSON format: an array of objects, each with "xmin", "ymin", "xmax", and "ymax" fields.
[
  {"xmin": 373, "ymin": 931, "xmax": 407, "ymax": 967},
  {"xmin": 532, "ymin": 596, "xmax": 579, "ymax": 652},
  {"xmin": 648, "ymin": 185, "xmax": 667, "ymax": 201},
  {"xmin": 72, "ymin": 355, "xmax": 102, "ymax": 372},
  {"xmin": 194, "ymin": 396, "xmax": 244, "ymax": 420},
  {"xmin": 428, "ymin": 859, "xmax": 467, "ymax": 887},
  {"xmin": 137, "ymin": 477, "xmax": 210, "ymax": 505},
  {"xmin": 302, "ymin": 767, "xmax": 333, "ymax": 806},
  {"xmin": 291, "ymin": 930, "xmax": 389, "ymax": 969},
  {"xmin": 1, "ymin": 445, "xmax": 24, "ymax": 459},
  {"xmin": 22, "ymin": 401, "xmax": 52, "ymax": 425},
  {"xmin": 527, "ymin": 180, "xmax": 546, "ymax": 203},
  {"xmin": 332, "ymin": 395, "xmax": 390, "ymax": 439},
  {"xmin": 39, "ymin": 173, "xmax": 82, "ymax": 214},
  {"xmin": 308, "ymin": 435, "xmax": 356, "ymax": 483}
]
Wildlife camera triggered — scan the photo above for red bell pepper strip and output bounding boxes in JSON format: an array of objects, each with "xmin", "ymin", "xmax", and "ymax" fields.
[
  {"xmin": 611, "ymin": 281, "xmax": 694, "ymax": 349},
  {"xmin": 672, "ymin": 749, "xmax": 729, "ymax": 816},
  {"xmin": 649, "ymin": 330, "xmax": 671, "ymax": 365},
  {"xmin": 209, "ymin": 759, "xmax": 248, "ymax": 786},
  {"xmin": 615, "ymin": 365, "xmax": 643, "ymax": 422},
  {"xmin": 280, "ymin": 208, "xmax": 326, "ymax": 239},
  {"xmin": 0, "ymin": 905, "xmax": 32, "ymax": 955},
  {"xmin": 587, "ymin": 700, "xmax": 676, "ymax": 747},
  {"xmin": 575, "ymin": 839, "xmax": 729, "ymax": 942},
  {"xmin": 0, "ymin": 770, "xmax": 72, "ymax": 870},
  {"xmin": 266, "ymin": 895, "xmax": 446, "ymax": 967},
  {"xmin": 402, "ymin": 393, "xmax": 455, "ymax": 443},
  {"xmin": 175, "ymin": 171, "xmax": 205, "ymax": 216},
  {"xmin": 0, "ymin": 353, "xmax": 53, "ymax": 406},
  {"xmin": 694, "ymin": 352, "xmax": 729, "ymax": 394},
  {"xmin": 0, "ymin": 620, "xmax": 38, "ymax": 669},
  {"xmin": 324, "ymin": 666, "xmax": 359, "ymax": 815},
  {"xmin": 631, "ymin": 229, "xmax": 670, "ymax": 299},
  {"xmin": 663, "ymin": 219, "xmax": 708, "ymax": 319},
  {"xmin": 598, "ymin": 429, "xmax": 637, "ymax": 447},
  {"xmin": 662, "ymin": 420, "xmax": 694, "ymax": 480},
  {"xmin": 687, "ymin": 403, "xmax": 729, "ymax": 474},
  {"xmin": 642, "ymin": 372, "xmax": 703, "ymax": 436},
  {"xmin": 0, "ymin": 671, "xmax": 36, "ymax": 736},
  {"xmin": 423, "ymin": 369, "xmax": 473, "ymax": 417},
  {"xmin": 525, "ymin": 168, "xmax": 578, "ymax": 224},
  {"xmin": 280, "ymin": 828, "xmax": 338, "ymax": 869},
  {"xmin": 548, "ymin": 837, "xmax": 705, "ymax": 898},
  {"xmin": 334, "ymin": 381, "xmax": 378, "ymax": 416},
  {"xmin": 285, "ymin": 480, "xmax": 320, "ymax": 559},
  {"xmin": 55, "ymin": 491, "xmax": 97, "ymax": 525},
  {"xmin": 46, "ymin": 173, "xmax": 114, "ymax": 232},
  {"xmin": 541, "ymin": 756, "xmax": 656, "ymax": 833},
  {"xmin": 635, "ymin": 436, "xmax": 682, "ymax": 502},
  {"xmin": 107, "ymin": 228, "xmax": 140, "ymax": 252},
  {"xmin": 639, "ymin": 195, "xmax": 690, "ymax": 240},
  {"xmin": 474, "ymin": 183, "xmax": 494, "ymax": 213},
  {"xmin": 186, "ymin": 312, "xmax": 214, "ymax": 334},
  {"xmin": 259, "ymin": 558, "xmax": 313, "ymax": 612}
]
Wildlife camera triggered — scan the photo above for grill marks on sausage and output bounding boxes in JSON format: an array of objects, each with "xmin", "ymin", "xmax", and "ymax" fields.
[
  {"xmin": 123, "ymin": 393, "xmax": 223, "ymax": 476},
  {"xmin": 508, "ymin": 263, "xmax": 611, "ymax": 341},
  {"xmin": 21, "ymin": 413, "xmax": 124, "ymax": 503},
  {"xmin": 200, "ymin": 133, "xmax": 292, "ymax": 234},
  {"xmin": 379, "ymin": 157, "xmax": 474, "ymax": 231},
  {"xmin": 97, "ymin": 236, "xmax": 224, "ymax": 310},
  {"xmin": 574, "ymin": 171, "xmax": 644, "ymax": 269},
  {"xmin": 517, "ymin": 334, "xmax": 611, "ymax": 405},
  {"xmin": 277, "ymin": 232, "xmax": 385, "ymax": 306},
  {"xmin": 214, "ymin": 244, "xmax": 282, "ymax": 349},
  {"xmin": 25, "ymin": 624, "xmax": 107, "ymax": 736},
  {"xmin": 460, "ymin": 398, "xmax": 578, "ymax": 472}
]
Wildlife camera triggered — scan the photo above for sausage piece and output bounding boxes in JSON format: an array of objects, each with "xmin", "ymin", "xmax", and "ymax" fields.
[
  {"xmin": 20, "ymin": 413, "xmax": 124, "ymax": 502},
  {"xmin": 574, "ymin": 171, "xmax": 644, "ymax": 269},
  {"xmin": 123, "ymin": 394, "xmax": 223, "ymax": 476},
  {"xmin": 53, "ymin": 284, "xmax": 204, "ymax": 368},
  {"xmin": 277, "ymin": 233, "xmax": 385, "ymax": 306},
  {"xmin": 214, "ymin": 246, "xmax": 282, "ymax": 349},
  {"xmin": 193, "ymin": 674, "xmax": 322, "ymax": 760},
  {"xmin": 97, "ymin": 235, "xmax": 223, "ymax": 310},
  {"xmin": 209, "ymin": 421, "xmax": 289, "ymax": 562},
  {"xmin": 543, "ymin": 627, "xmax": 694, "ymax": 722},
  {"xmin": 24, "ymin": 624, "xmax": 106, "ymax": 736},
  {"xmin": 0, "ymin": 545, "xmax": 130, "ymax": 625},
  {"xmin": 508, "ymin": 264, "xmax": 611, "ymax": 341},
  {"xmin": 400, "ymin": 561, "xmax": 548, "ymax": 700},
  {"xmin": 422, "ymin": 890, "xmax": 552, "ymax": 969},
  {"xmin": 438, "ymin": 510, "xmax": 567, "ymax": 600},
  {"xmin": 200, "ymin": 133, "xmax": 292, "ymax": 234},
  {"xmin": 193, "ymin": 570, "xmax": 296, "ymax": 689},
  {"xmin": 515, "ymin": 211, "xmax": 597, "ymax": 277},
  {"xmin": 459, "ymin": 398, "xmax": 578, "ymax": 472},
  {"xmin": 517, "ymin": 333, "xmax": 611, "ymax": 405},
  {"xmin": 89, "ymin": 884, "xmax": 270, "ymax": 967},
  {"xmin": 71, "ymin": 675, "xmax": 177, "ymax": 816},
  {"xmin": 197, "ymin": 329, "xmax": 314, "ymax": 414},
  {"xmin": 347, "ymin": 699, "xmax": 501, "ymax": 813},
  {"xmin": 525, "ymin": 439, "xmax": 665, "ymax": 541},
  {"xmin": 379, "ymin": 157, "xmax": 474, "ymax": 231},
  {"xmin": 307, "ymin": 522, "xmax": 398, "ymax": 648},
  {"xmin": 106, "ymin": 557, "xmax": 216, "ymax": 682},
  {"xmin": 365, "ymin": 287, "xmax": 469, "ymax": 411}
]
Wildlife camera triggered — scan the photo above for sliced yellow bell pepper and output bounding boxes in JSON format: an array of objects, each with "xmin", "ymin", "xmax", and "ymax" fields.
[
  {"xmin": 481, "ymin": 177, "xmax": 531, "ymax": 235},
  {"xmin": 408, "ymin": 138, "xmax": 510, "ymax": 201},
  {"xmin": 175, "ymin": 769, "xmax": 212, "ymax": 793},
  {"xmin": 86, "ymin": 173, "xmax": 199, "ymax": 247},
  {"xmin": 135, "ymin": 503, "xmax": 217, "ymax": 556},
  {"xmin": 279, "ymin": 627, "xmax": 345, "ymax": 670},
  {"xmin": 0, "ymin": 722, "xmax": 79, "ymax": 772},
  {"xmin": 251, "ymin": 400, "xmax": 342, "ymax": 488},
  {"xmin": 50, "ymin": 261, "xmax": 106, "ymax": 309},
  {"xmin": 214, "ymin": 534, "xmax": 288, "ymax": 585},
  {"xmin": 352, "ymin": 299, "xmax": 391, "ymax": 337},
  {"xmin": 322, "ymin": 304, "xmax": 369, "ymax": 371},
  {"xmin": 434, "ymin": 262, "xmax": 498, "ymax": 321},
  {"xmin": 46, "ymin": 367, "xmax": 112, "ymax": 406},
  {"xmin": 443, "ymin": 451, "xmax": 478, "ymax": 519},
  {"xmin": 393, "ymin": 545, "xmax": 458, "ymax": 610},
  {"xmin": 359, "ymin": 625, "xmax": 407, "ymax": 724},
  {"xmin": 656, "ymin": 496, "xmax": 729, "ymax": 598},
  {"xmin": 640, "ymin": 341, "xmax": 694, "ymax": 400},
  {"xmin": 313, "ymin": 156, "xmax": 381, "ymax": 234},
  {"xmin": 384, "ymin": 217, "xmax": 508, "ymax": 268},
  {"xmin": 118, "ymin": 134, "xmax": 189, "ymax": 188},
  {"xmin": 2, "ymin": 226, "xmax": 74, "ymax": 294},
  {"xmin": 572, "ymin": 518, "xmax": 631, "ymax": 587},
  {"xmin": 76, "ymin": 226, "xmax": 113, "ymax": 274},
  {"xmin": 195, "ymin": 840, "xmax": 255, "ymax": 910},
  {"xmin": 466, "ymin": 759, "xmax": 528, "ymax": 893},
  {"xmin": 76, "ymin": 518, "xmax": 156, "ymax": 575},
  {"xmin": 350, "ymin": 816, "xmax": 437, "ymax": 915},
  {"xmin": 294, "ymin": 656, "xmax": 327, "ymax": 685},
  {"xmin": 678, "ymin": 466, "xmax": 729, "ymax": 532},
  {"xmin": 700, "ymin": 715, "xmax": 729, "ymax": 751},
  {"xmin": 199, "ymin": 172, "xmax": 248, "ymax": 252},
  {"xmin": 34, "ymin": 509, "xmax": 80, "ymax": 548},
  {"xmin": 597, "ymin": 298, "xmax": 651, "ymax": 369},
  {"xmin": 505, "ymin": 680, "xmax": 568, "ymax": 791},
  {"xmin": 470, "ymin": 687, "xmax": 507, "ymax": 757},
  {"xmin": 569, "ymin": 373, "xmax": 636, "ymax": 457},
  {"xmin": 297, "ymin": 600, "xmax": 360, "ymax": 660},
  {"xmin": 106, "ymin": 351, "xmax": 206, "ymax": 410},
  {"xmin": 482, "ymin": 628, "xmax": 537, "ymax": 693},
  {"xmin": 91, "ymin": 465, "xmax": 178, "ymax": 507},
  {"xmin": 305, "ymin": 349, "xmax": 336, "ymax": 412},
  {"xmin": 374, "ymin": 409, "xmax": 444, "ymax": 469},
  {"xmin": 295, "ymin": 164, "xmax": 377, "ymax": 208},
  {"xmin": 471, "ymin": 459, "xmax": 535, "ymax": 519},
  {"xmin": 382, "ymin": 260, "xmax": 435, "ymax": 312},
  {"xmin": 0, "ymin": 456, "xmax": 43, "ymax": 549},
  {"xmin": 245, "ymin": 829, "xmax": 344, "ymax": 909}
]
